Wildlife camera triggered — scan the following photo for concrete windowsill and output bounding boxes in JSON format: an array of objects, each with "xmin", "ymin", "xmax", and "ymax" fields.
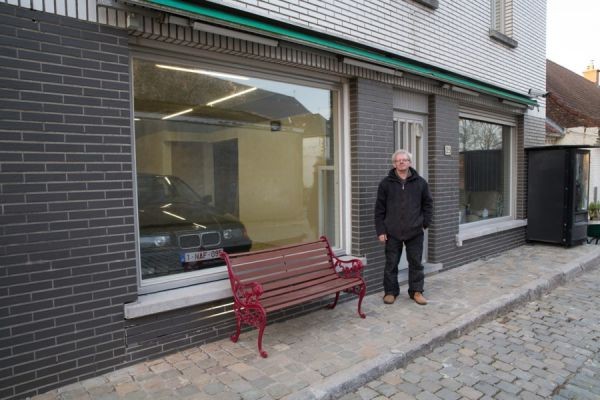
[
  {"xmin": 489, "ymin": 29, "xmax": 518, "ymax": 48},
  {"xmin": 456, "ymin": 219, "xmax": 527, "ymax": 247},
  {"xmin": 124, "ymin": 280, "xmax": 232, "ymax": 319},
  {"xmin": 410, "ymin": 0, "xmax": 439, "ymax": 10},
  {"xmin": 124, "ymin": 255, "xmax": 367, "ymax": 319}
]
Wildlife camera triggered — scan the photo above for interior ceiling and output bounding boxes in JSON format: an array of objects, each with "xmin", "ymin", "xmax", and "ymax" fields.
[{"xmin": 133, "ymin": 60, "xmax": 311, "ymax": 122}]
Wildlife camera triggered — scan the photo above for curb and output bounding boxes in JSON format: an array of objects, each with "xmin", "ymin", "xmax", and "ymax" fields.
[{"xmin": 285, "ymin": 250, "xmax": 600, "ymax": 400}]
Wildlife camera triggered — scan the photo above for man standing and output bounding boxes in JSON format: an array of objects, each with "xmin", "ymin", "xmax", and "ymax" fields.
[{"xmin": 374, "ymin": 150, "xmax": 433, "ymax": 305}]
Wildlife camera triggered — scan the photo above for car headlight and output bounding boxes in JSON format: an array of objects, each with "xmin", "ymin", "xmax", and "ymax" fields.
[
  {"xmin": 222, "ymin": 228, "xmax": 244, "ymax": 240},
  {"xmin": 140, "ymin": 234, "xmax": 171, "ymax": 248}
]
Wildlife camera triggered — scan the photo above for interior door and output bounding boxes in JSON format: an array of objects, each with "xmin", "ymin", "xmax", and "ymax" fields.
[{"xmin": 393, "ymin": 112, "xmax": 428, "ymax": 272}]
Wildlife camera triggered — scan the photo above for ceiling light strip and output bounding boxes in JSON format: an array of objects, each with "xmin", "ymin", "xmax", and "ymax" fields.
[
  {"xmin": 206, "ymin": 87, "xmax": 257, "ymax": 106},
  {"xmin": 156, "ymin": 64, "xmax": 249, "ymax": 80},
  {"xmin": 162, "ymin": 108, "xmax": 194, "ymax": 120}
]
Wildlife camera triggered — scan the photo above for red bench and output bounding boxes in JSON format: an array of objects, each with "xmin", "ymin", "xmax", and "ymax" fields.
[{"xmin": 221, "ymin": 236, "xmax": 366, "ymax": 357}]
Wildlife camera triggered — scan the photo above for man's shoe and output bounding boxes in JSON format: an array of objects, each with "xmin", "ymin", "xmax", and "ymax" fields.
[
  {"xmin": 383, "ymin": 294, "xmax": 396, "ymax": 304},
  {"xmin": 412, "ymin": 292, "xmax": 427, "ymax": 305}
]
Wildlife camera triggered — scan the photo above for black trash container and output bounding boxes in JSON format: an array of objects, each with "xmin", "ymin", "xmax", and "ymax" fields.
[{"xmin": 526, "ymin": 146, "xmax": 590, "ymax": 246}]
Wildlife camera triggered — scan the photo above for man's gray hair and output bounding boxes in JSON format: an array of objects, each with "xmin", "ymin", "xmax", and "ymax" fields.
[{"xmin": 391, "ymin": 149, "xmax": 412, "ymax": 163}]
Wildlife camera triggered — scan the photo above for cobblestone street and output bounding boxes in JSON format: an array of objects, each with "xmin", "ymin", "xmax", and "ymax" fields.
[{"xmin": 344, "ymin": 269, "xmax": 600, "ymax": 400}]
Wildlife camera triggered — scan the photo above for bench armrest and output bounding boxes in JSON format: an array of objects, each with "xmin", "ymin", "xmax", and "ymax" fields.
[
  {"xmin": 332, "ymin": 256, "xmax": 364, "ymax": 279},
  {"xmin": 231, "ymin": 279, "xmax": 264, "ymax": 306}
]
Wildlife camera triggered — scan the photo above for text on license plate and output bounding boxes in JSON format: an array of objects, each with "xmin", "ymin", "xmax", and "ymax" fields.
[{"xmin": 182, "ymin": 249, "xmax": 222, "ymax": 263}]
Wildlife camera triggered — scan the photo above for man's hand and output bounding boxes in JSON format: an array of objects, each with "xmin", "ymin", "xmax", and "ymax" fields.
[{"xmin": 378, "ymin": 234, "xmax": 387, "ymax": 243}]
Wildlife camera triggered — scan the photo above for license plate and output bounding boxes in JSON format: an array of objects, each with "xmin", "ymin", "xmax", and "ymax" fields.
[{"xmin": 181, "ymin": 249, "xmax": 222, "ymax": 263}]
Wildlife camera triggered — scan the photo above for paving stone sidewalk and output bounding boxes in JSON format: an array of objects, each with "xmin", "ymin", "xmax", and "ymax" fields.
[
  {"xmin": 32, "ymin": 243, "xmax": 600, "ymax": 400},
  {"xmin": 345, "ymin": 263, "xmax": 600, "ymax": 400}
]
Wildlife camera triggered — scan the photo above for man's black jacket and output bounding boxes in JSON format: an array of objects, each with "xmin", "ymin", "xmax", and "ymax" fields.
[{"xmin": 374, "ymin": 167, "xmax": 433, "ymax": 241}]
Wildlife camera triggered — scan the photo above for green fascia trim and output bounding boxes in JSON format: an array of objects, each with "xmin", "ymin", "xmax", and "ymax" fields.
[{"xmin": 143, "ymin": 0, "xmax": 537, "ymax": 106}]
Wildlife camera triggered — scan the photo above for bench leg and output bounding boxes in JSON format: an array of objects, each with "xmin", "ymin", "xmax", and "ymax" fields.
[
  {"xmin": 257, "ymin": 320, "xmax": 268, "ymax": 358},
  {"xmin": 357, "ymin": 283, "xmax": 366, "ymax": 319},
  {"xmin": 326, "ymin": 292, "xmax": 340, "ymax": 310},
  {"xmin": 231, "ymin": 305, "xmax": 269, "ymax": 357},
  {"xmin": 230, "ymin": 312, "xmax": 242, "ymax": 343},
  {"xmin": 245, "ymin": 305, "xmax": 268, "ymax": 358}
]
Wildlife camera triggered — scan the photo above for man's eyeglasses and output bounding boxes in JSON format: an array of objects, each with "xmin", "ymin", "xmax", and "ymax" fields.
[{"xmin": 394, "ymin": 159, "xmax": 411, "ymax": 163}]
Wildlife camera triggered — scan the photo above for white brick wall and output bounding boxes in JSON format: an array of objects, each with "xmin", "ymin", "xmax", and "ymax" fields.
[
  {"xmin": 2, "ymin": 0, "xmax": 546, "ymax": 97},
  {"xmin": 208, "ymin": 0, "xmax": 546, "ymax": 96}
]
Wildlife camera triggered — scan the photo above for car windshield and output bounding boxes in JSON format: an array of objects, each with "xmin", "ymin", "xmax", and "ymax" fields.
[{"xmin": 138, "ymin": 175, "xmax": 202, "ymax": 206}]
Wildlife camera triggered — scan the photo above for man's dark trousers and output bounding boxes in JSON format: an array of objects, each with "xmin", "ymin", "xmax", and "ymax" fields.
[{"xmin": 383, "ymin": 232, "xmax": 424, "ymax": 297}]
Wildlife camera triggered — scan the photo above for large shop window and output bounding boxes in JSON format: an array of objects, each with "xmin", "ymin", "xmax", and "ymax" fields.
[
  {"xmin": 459, "ymin": 119, "xmax": 512, "ymax": 224},
  {"xmin": 132, "ymin": 58, "xmax": 340, "ymax": 288}
]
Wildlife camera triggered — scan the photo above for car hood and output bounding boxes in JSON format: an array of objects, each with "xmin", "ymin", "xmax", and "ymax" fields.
[{"xmin": 138, "ymin": 202, "xmax": 241, "ymax": 232}]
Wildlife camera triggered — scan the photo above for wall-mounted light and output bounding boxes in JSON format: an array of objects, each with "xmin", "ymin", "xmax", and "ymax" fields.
[
  {"xmin": 341, "ymin": 57, "xmax": 402, "ymax": 76},
  {"xmin": 156, "ymin": 64, "xmax": 249, "ymax": 80},
  {"xmin": 500, "ymin": 99, "xmax": 528, "ymax": 108},
  {"xmin": 163, "ymin": 14, "xmax": 189, "ymax": 27},
  {"xmin": 162, "ymin": 108, "xmax": 194, "ymax": 120},
  {"xmin": 192, "ymin": 21, "xmax": 279, "ymax": 47},
  {"xmin": 441, "ymin": 83, "xmax": 480, "ymax": 97},
  {"xmin": 451, "ymin": 86, "xmax": 479, "ymax": 96},
  {"xmin": 206, "ymin": 87, "xmax": 257, "ymax": 107}
]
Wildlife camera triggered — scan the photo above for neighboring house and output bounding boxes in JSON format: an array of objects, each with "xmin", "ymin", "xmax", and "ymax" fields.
[
  {"xmin": 546, "ymin": 60, "xmax": 600, "ymax": 201},
  {"xmin": 0, "ymin": 0, "xmax": 546, "ymax": 398}
]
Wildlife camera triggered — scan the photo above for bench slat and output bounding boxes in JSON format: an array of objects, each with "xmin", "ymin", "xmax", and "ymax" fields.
[
  {"xmin": 283, "ymin": 254, "xmax": 332, "ymax": 270},
  {"xmin": 229, "ymin": 240, "xmax": 327, "ymax": 265},
  {"xmin": 232, "ymin": 247, "xmax": 329, "ymax": 275},
  {"xmin": 262, "ymin": 278, "xmax": 363, "ymax": 312},
  {"xmin": 238, "ymin": 260, "xmax": 333, "ymax": 285},
  {"xmin": 261, "ymin": 274, "xmax": 341, "ymax": 299},
  {"xmin": 260, "ymin": 269, "xmax": 337, "ymax": 294}
]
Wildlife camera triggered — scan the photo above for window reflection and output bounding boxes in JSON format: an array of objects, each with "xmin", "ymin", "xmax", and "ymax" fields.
[
  {"xmin": 575, "ymin": 152, "xmax": 590, "ymax": 212},
  {"xmin": 133, "ymin": 59, "xmax": 339, "ymax": 280},
  {"xmin": 459, "ymin": 119, "xmax": 511, "ymax": 224}
]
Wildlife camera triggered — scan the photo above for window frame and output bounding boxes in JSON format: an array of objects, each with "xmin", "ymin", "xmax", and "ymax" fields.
[
  {"xmin": 129, "ymin": 49, "xmax": 350, "ymax": 294},
  {"xmin": 489, "ymin": 0, "xmax": 518, "ymax": 48},
  {"xmin": 457, "ymin": 116, "xmax": 517, "ymax": 232}
]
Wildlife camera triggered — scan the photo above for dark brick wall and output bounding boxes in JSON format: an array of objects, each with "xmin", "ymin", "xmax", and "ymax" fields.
[
  {"xmin": 0, "ymin": 4, "xmax": 136, "ymax": 399},
  {"xmin": 437, "ymin": 227, "xmax": 526, "ymax": 269},
  {"xmin": 123, "ymin": 296, "xmax": 339, "ymax": 362},
  {"xmin": 427, "ymin": 95, "xmax": 460, "ymax": 263},
  {"xmin": 349, "ymin": 78, "xmax": 394, "ymax": 293},
  {"xmin": 427, "ymin": 94, "xmax": 527, "ymax": 270}
]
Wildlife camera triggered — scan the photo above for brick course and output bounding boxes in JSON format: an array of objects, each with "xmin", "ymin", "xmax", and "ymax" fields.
[
  {"xmin": 0, "ymin": 4, "xmax": 135, "ymax": 399},
  {"xmin": 349, "ymin": 78, "xmax": 394, "ymax": 293}
]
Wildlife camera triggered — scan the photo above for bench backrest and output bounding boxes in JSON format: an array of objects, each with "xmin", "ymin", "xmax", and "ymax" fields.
[{"xmin": 223, "ymin": 237, "xmax": 336, "ymax": 292}]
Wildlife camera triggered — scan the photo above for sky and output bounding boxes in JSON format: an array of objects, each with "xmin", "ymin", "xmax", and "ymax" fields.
[{"xmin": 546, "ymin": 0, "xmax": 600, "ymax": 76}]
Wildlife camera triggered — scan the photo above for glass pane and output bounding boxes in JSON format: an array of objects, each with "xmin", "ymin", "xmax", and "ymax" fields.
[
  {"xmin": 459, "ymin": 119, "xmax": 509, "ymax": 224},
  {"xmin": 393, "ymin": 120, "xmax": 398, "ymax": 150},
  {"xmin": 414, "ymin": 123, "xmax": 423, "ymax": 171},
  {"xmin": 398, "ymin": 121, "xmax": 405, "ymax": 149},
  {"xmin": 133, "ymin": 59, "xmax": 339, "ymax": 280},
  {"xmin": 575, "ymin": 152, "xmax": 590, "ymax": 212}
]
